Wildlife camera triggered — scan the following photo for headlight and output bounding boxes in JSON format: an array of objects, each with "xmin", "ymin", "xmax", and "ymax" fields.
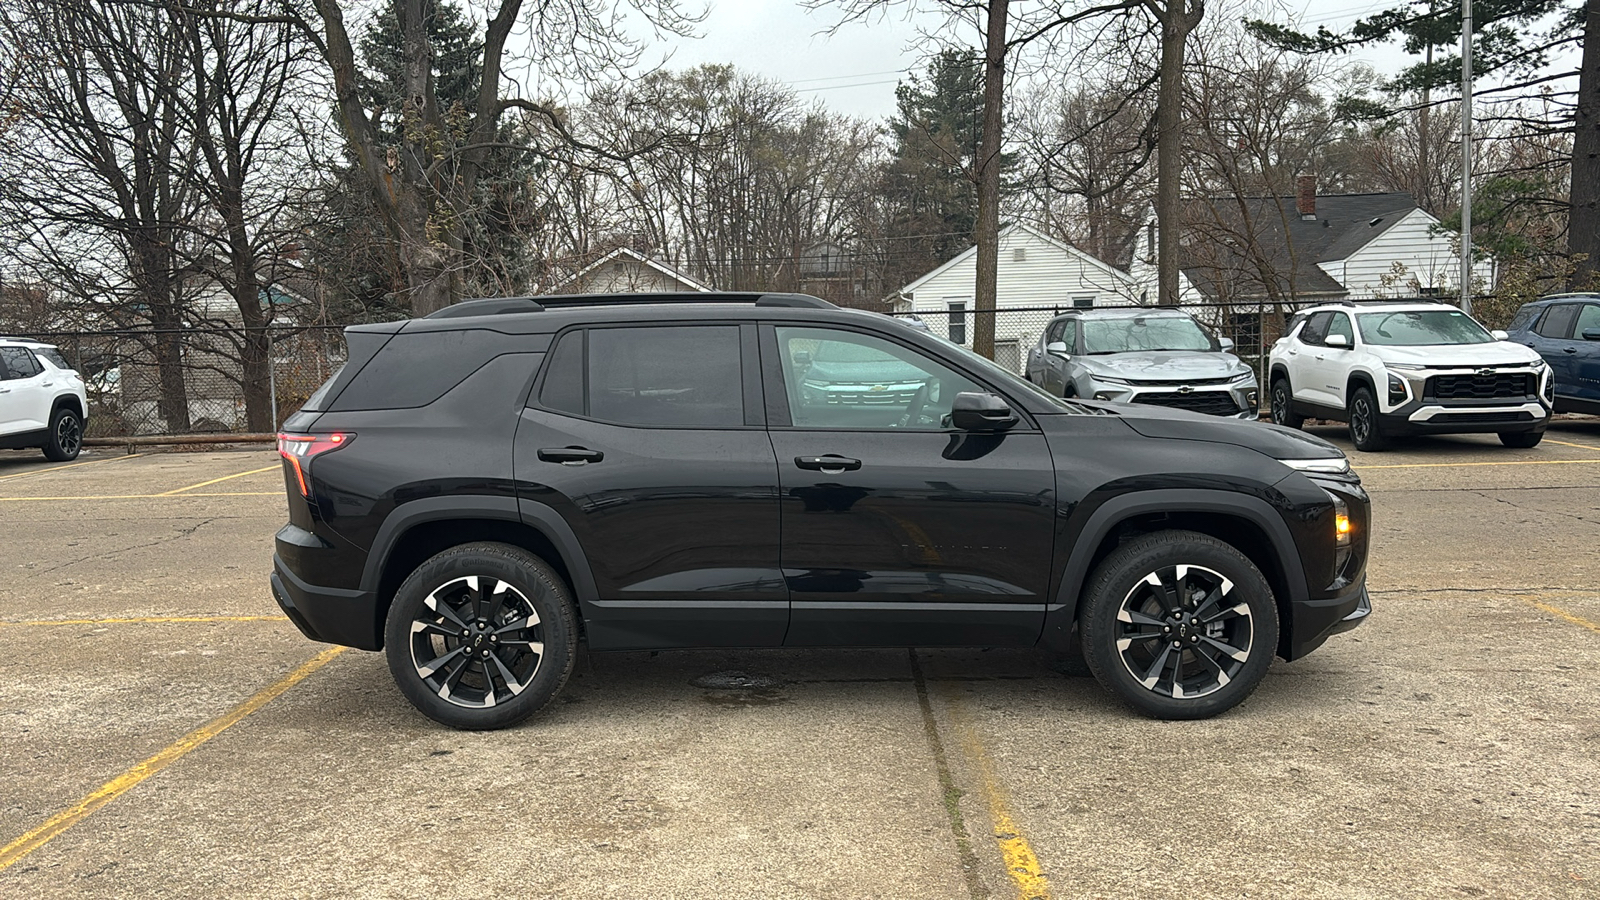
[
  {"xmin": 1095, "ymin": 375, "xmax": 1133, "ymax": 386},
  {"xmin": 1386, "ymin": 363, "xmax": 1426, "ymax": 373},
  {"xmin": 1387, "ymin": 372, "xmax": 1408, "ymax": 405},
  {"xmin": 1229, "ymin": 370, "xmax": 1255, "ymax": 383},
  {"xmin": 1282, "ymin": 457, "xmax": 1351, "ymax": 475},
  {"xmin": 1530, "ymin": 358, "xmax": 1548, "ymax": 372}
]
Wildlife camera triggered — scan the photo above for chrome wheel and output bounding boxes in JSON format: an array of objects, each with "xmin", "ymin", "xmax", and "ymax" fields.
[
  {"xmin": 1349, "ymin": 396, "xmax": 1372, "ymax": 444},
  {"xmin": 56, "ymin": 413, "xmax": 82, "ymax": 456},
  {"xmin": 408, "ymin": 574, "xmax": 546, "ymax": 709},
  {"xmin": 1113, "ymin": 564, "xmax": 1254, "ymax": 700}
]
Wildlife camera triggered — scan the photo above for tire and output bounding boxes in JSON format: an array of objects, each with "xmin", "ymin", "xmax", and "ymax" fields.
[
  {"xmin": 1079, "ymin": 530, "xmax": 1279, "ymax": 720},
  {"xmin": 1346, "ymin": 386, "xmax": 1390, "ymax": 452},
  {"xmin": 1061, "ymin": 381, "xmax": 1078, "ymax": 399},
  {"xmin": 42, "ymin": 406, "xmax": 83, "ymax": 462},
  {"xmin": 384, "ymin": 542, "xmax": 578, "ymax": 730},
  {"xmin": 1269, "ymin": 377, "xmax": 1303, "ymax": 429},
  {"xmin": 1498, "ymin": 430, "xmax": 1544, "ymax": 448}
]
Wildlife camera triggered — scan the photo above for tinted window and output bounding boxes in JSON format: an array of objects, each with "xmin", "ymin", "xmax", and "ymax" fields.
[
  {"xmin": 1507, "ymin": 304, "xmax": 1541, "ymax": 333},
  {"xmin": 0, "ymin": 347, "xmax": 41, "ymax": 380},
  {"xmin": 1325, "ymin": 313, "xmax": 1354, "ymax": 344},
  {"xmin": 1536, "ymin": 304, "xmax": 1579, "ymax": 339},
  {"xmin": 1575, "ymin": 303, "xmax": 1600, "ymax": 335},
  {"xmin": 330, "ymin": 329, "xmax": 533, "ymax": 410},
  {"xmin": 539, "ymin": 331, "xmax": 584, "ymax": 415},
  {"xmin": 36, "ymin": 347, "xmax": 73, "ymax": 371},
  {"xmin": 588, "ymin": 326, "xmax": 743, "ymax": 427},
  {"xmin": 776, "ymin": 326, "xmax": 982, "ymax": 430},
  {"xmin": 1299, "ymin": 312, "xmax": 1333, "ymax": 346}
]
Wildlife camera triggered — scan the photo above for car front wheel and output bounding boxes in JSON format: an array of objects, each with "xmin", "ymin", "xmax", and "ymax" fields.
[
  {"xmin": 1080, "ymin": 530, "xmax": 1278, "ymax": 720},
  {"xmin": 384, "ymin": 542, "xmax": 578, "ymax": 730},
  {"xmin": 1347, "ymin": 386, "xmax": 1391, "ymax": 451},
  {"xmin": 1269, "ymin": 378, "xmax": 1302, "ymax": 429},
  {"xmin": 1498, "ymin": 431, "xmax": 1543, "ymax": 448}
]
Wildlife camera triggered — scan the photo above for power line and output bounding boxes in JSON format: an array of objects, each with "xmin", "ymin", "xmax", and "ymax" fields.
[{"xmin": 785, "ymin": 68, "xmax": 910, "ymax": 85}]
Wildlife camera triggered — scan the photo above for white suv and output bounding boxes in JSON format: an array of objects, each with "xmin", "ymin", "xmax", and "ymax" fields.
[
  {"xmin": 1267, "ymin": 302, "xmax": 1553, "ymax": 451},
  {"xmin": 0, "ymin": 338, "xmax": 88, "ymax": 461}
]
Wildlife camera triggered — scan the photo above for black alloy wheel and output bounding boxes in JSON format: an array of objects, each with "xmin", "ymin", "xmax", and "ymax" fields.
[
  {"xmin": 1269, "ymin": 378, "xmax": 1302, "ymax": 429},
  {"xmin": 1347, "ymin": 386, "xmax": 1390, "ymax": 452},
  {"xmin": 1080, "ymin": 530, "xmax": 1278, "ymax": 719},
  {"xmin": 385, "ymin": 542, "xmax": 577, "ymax": 730},
  {"xmin": 43, "ymin": 407, "xmax": 83, "ymax": 462},
  {"xmin": 1498, "ymin": 430, "xmax": 1544, "ymax": 448}
]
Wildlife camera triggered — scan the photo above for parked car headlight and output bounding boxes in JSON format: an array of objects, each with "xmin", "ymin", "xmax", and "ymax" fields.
[
  {"xmin": 1228, "ymin": 370, "xmax": 1255, "ymax": 383},
  {"xmin": 1387, "ymin": 372, "xmax": 1408, "ymax": 405},
  {"xmin": 1095, "ymin": 375, "xmax": 1133, "ymax": 386}
]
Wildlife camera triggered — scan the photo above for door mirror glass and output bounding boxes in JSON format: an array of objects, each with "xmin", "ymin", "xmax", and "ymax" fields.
[
  {"xmin": 1045, "ymin": 341, "xmax": 1069, "ymax": 356},
  {"xmin": 1490, "ymin": 329, "xmax": 1509, "ymax": 341},
  {"xmin": 1218, "ymin": 337, "xmax": 1236, "ymax": 352},
  {"xmin": 950, "ymin": 392, "xmax": 1016, "ymax": 431},
  {"xmin": 1583, "ymin": 328, "xmax": 1600, "ymax": 341},
  {"xmin": 1325, "ymin": 333, "xmax": 1350, "ymax": 349}
]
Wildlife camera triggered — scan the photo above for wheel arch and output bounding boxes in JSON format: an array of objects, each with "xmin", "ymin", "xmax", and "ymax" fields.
[
  {"xmin": 1346, "ymin": 369, "xmax": 1378, "ymax": 403},
  {"xmin": 361, "ymin": 496, "xmax": 597, "ymax": 648},
  {"xmin": 51, "ymin": 393, "xmax": 84, "ymax": 419},
  {"xmin": 1044, "ymin": 490, "xmax": 1308, "ymax": 660},
  {"xmin": 1268, "ymin": 362, "xmax": 1291, "ymax": 384}
]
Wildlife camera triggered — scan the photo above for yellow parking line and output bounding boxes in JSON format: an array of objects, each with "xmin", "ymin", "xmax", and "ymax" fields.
[
  {"xmin": 157, "ymin": 464, "xmax": 280, "ymax": 495},
  {"xmin": 0, "ymin": 452, "xmax": 144, "ymax": 482},
  {"xmin": 1356, "ymin": 458, "xmax": 1600, "ymax": 470},
  {"xmin": 941, "ymin": 686, "xmax": 1053, "ymax": 900},
  {"xmin": 1545, "ymin": 438, "xmax": 1600, "ymax": 453},
  {"xmin": 0, "ymin": 646, "xmax": 344, "ymax": 872},
  {"xmin": 0, "ymin": 491, "xmax": 280, "ymax": 502},
  {"xmin": 1520, "ymin": 596, "xmax": 1600, "ymax": 635},
  {"xmin": 0, "ymin": 615, "xmax": 289, "ymax": 628}
]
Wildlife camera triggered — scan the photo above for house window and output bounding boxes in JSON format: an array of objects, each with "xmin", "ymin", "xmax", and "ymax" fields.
[
  {"xmin": 1226, "ymin": 312, "xmax": 1262, "ymax": 352},
  {"xmin": 947, "ymin": 302, "xmax": 969, "ymax": 344},
  {"xmin": 1072, "ymin": 293, "xmax": 1095, "ymax": 309},
  {"xmin": 1013, "ymin": 247, "xmax": 1027, "ymax": 263}
]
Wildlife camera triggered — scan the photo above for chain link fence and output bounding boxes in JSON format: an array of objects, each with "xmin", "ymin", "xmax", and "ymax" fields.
[{"xmin": 15, "ymin": 325, "xmax": 347, "ymax": 437}]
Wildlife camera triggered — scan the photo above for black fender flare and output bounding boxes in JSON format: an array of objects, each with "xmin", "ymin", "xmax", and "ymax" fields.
[
  {"xmin": 1268, "ymin": 363, "xmax": 1291, "ymax": 385},
  {"xmin": 358, "ymin": 495, "xmax": 598, "ymax": 603},
  {"xmin": 1040, "ymin": 488, "xmax": 1308, "ymax": 651}
]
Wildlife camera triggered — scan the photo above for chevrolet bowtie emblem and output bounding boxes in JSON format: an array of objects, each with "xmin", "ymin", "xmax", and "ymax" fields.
[
  {"xmin": 1477, "ymin": 368, "xmax": 1495, "ymax": 376},
  {"xmin": 1177, "ymin": 385, "xmax": 1194, "ymax": 394}
]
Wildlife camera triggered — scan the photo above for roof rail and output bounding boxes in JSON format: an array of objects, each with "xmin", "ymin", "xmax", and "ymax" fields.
[{"xmin": 425, "ymin": 291, "xmax": 836, "ymax": 319}]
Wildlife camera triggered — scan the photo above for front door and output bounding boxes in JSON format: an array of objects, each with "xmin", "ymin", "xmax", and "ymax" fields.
[
  {"xmin": 763, "ymin": 323, "xmax": 1056, "ymax": 648},
  {"xmin": 0, "ymin": 347, "xmax": 51, "ymax": 436},
  {"xmin": 1570, "ymin": 302, "xmax": 1600, "ymax": 406},
  {"xmin": 513, "ymin": 323, "xmax": 786, "ymax": 649}
]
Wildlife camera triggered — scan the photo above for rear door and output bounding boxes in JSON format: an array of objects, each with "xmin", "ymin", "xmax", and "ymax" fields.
[
  {"xmin": 762, "ymin": 323, "xmax": 1056, "ymax": 648},
  {"xmin": 1288, "ymin": 312, "xmax": 1334, "ymax": 407},
  {"xmin": 0, "ymin": 347, "xmax": 52, "ymax": 434},
  {"xmin": 512, "ymin": 322, "xmax": 787, "ymax": 650}
]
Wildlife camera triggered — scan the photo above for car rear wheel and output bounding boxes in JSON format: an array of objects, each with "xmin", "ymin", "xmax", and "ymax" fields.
[
  {"xmin": 1347, "ymin": 386, "xmax": 1390, "ymax": 451},
  {"xmin": 384, "ymin": 542, "xmax": 578, "ymax": 730},
  {"xmin": 42, "ymin": 406, "xmax": 83, "ymax": 462},
  {"xmin": 1080, "ymin": 530, "xmax": 1278, "ymax": 720},
  {"xmin": 1498, "ymin": 430, "xmax": 1543, "ymax": 448},
  {"xmin": 1269, "ymin": 378, "xmax": 1302, "ymax": 429}
]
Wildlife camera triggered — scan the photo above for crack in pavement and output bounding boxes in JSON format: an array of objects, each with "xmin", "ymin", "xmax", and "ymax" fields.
[
  {"xmin": 1465, "ymin": 489, "xmax": 1600, "ymax": 529},
  {"xmin": 26, "ymin": 517, "xmax": 222, "ymax": 577}
]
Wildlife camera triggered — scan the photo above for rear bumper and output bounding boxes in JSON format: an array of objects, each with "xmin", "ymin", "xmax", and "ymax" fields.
[
  {"xmin": 1284, "ymin": 578, "xmax": 1370, "ymax": 661},
  {"xmin": 271, "ymin": 553, "xmax": 381, "ymax": 650}
]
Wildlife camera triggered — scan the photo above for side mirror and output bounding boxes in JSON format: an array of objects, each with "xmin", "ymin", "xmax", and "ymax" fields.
[
  {"xmin": 950, "ymin": 391, "xmax": 1017, "ymax": 431},
  {"xmin": 1219, "ymin": 337, "xmax": 1236, "ymax": 352},
  {"xmin": 1326, "ymin": 334, "xmax": 1350, "ymax": 349},
  {"xmin": 1583, "ymin": 328, "xmax": 1600, "ymax": 341},
  {"xmin": 1491, "ymin": 329, "xmax": 1510, "ymax": 341},
  {"xmin": 1045, "ymin": 341, "xmax": 1070, "ymax": 357}
]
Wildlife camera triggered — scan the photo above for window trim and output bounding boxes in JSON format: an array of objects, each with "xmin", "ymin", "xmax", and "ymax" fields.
[
  {"xmin": 527, "ymin": 321, "xmax": 763, "ymax": 430},
  {"xmin": 758, "ymin": 321, "xmax": 1038, "ymax": 433}
]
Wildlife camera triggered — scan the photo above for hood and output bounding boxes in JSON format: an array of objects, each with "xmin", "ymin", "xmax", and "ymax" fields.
[
  {"xmin": 1372, "ymin": 341, "xmax": 1539, "ymax": 367},
  {"xmin": 804, "ymin": 358, "xmax": 926, "ymax": 385},
  {"xmin": 1083, "ymin": 350, "xmax": 1250, "ymax": 382},
  {"xmin": 1108, "ymin": 401, "xmax": 1344, "ymax": 461}
]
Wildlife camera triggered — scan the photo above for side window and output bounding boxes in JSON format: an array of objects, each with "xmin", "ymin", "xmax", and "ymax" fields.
[
  {"xmin": 587, "ymin": 326, "xmax": 743, "ymax": 427},
  {"xmin": 1298, "ymin": 312, "xmax": 1332, "ymax": 346},
  {"xmin": 0, "ymin": 347, "xmax": 41, "ymax": 380},
  {"xmin": 1325, "ymin": 313, "xmax": 1354, "ymax": 345},
  {"xmin": 775, "ymin": 326, "xmax": 983, "ymax": 431},
  {"xmin": 1536, "ymin": 304, "xmax": 1579, "ymax": 339},
  {"xmin": 1573, "ymin": 303, "xmax": 1600, "ymax": 336},
  {"xmin": 1059, "ymin": 319, "xmax": 1078, "ymax": 351},
  {"xmin": 538, "ymin": 330, "xmax": 584, "ymax": 415},
  {"xmin": 1507, "ymin": 305, "xmax": 1540, "ymax": 333}
]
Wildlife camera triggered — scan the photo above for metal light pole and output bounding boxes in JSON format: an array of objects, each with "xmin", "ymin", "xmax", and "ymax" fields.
[{"xmin": 1460, "ymin": 0, "xmax": 1474, "ymax": 314}]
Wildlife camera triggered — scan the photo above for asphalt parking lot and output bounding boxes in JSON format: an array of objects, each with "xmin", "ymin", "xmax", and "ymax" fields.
[{"xmin": 2, "ymin": 423, "xmax": 1598, "ymax": 900}]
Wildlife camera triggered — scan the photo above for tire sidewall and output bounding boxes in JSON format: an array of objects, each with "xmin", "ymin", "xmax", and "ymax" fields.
[
  {"xmin": 1270, "ymin": 378, "xmax": 1300, "ymax": 428},
  {"xmin": 1080, "ymin": 531, "xmax": 1279, "ymax": 720},
  {"xmin": 43, "ymin": 406, "xmax": 82, "ymax": 462},
  {"xmin": 383, "ymin": 542, "xmax": 577, "ymax": 730},
  {"xmin": 1348, "ymin": 387, "xmax": 1388, "ymax": 451}
]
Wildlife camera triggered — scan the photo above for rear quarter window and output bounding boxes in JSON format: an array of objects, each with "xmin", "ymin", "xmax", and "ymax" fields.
[{"xmin": 328, "ymin": 329, "xmax": 541, "ymax": 410}]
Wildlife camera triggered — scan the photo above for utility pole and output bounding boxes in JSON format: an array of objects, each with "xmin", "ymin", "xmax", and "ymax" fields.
[{"xmin": 1460, "ymin": 0, "xmax": 1474, "ymax": 314}]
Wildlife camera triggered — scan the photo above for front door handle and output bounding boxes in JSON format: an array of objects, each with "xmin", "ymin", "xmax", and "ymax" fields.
[
  {"xmin": 537, "ymin": 447, "xmax": 604, "ymax": 465},
  {"xmin": 795, "ymin": 455, "xmax": 861, "ymax": 474},
  {"xmin": 1563, "ymin": 347, "xmax": 1578, "ymax": 354}
]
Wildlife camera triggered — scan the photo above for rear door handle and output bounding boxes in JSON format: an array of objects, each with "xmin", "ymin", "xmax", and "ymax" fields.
[
  {"xmin": 537, "ymin": 447, "xmax": 604, "ymax": 465},
  {"xmin": 795, "ymin": 455, "xmax": 861, "ymax": 474}
]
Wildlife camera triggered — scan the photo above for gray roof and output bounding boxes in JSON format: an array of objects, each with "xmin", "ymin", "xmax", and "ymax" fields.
[{"xmin": 1179, "ymin": 192, "xmax": 1420, "ymax": 302}]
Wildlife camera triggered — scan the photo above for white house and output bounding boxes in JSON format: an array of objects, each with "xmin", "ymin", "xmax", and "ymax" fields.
[
  {"xmin": 890, "ymin": 223, "xmax": 1137, "ymax": 372},
  {"xmin": 552, "ymin": 247, "xmax": 710, "ymax": 294}
]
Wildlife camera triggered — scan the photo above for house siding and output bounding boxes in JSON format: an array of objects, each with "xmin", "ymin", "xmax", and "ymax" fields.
[
  {"xmin": 1319, "ymin": 209, "xmax": 1494, "ymax": 298},
  {"xmin": 903, "ymin": 226, "xmax": 1135, "ymax": 369}
]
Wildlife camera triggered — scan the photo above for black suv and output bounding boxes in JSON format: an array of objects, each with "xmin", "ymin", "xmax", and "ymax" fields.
[{"xmin": 271, "ymin": 293, "xmax": 1371, "ymax": 729}]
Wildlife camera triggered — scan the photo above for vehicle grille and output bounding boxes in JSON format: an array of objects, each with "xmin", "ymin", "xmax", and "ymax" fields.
[
  {"xmin": 1427, "ymin": 411, "xmax": 1537, "ymax": 424},
  {"xmin": 1423, "ymin": 373, "xmax": 1534, "ymax": 401},
  {"xmin": 1132, "ymin": 390, "xmax": 1239, "ymax": 416},
  {"xmin": 1127, "ymin": 376, "xmax": 1236, "ymax": 387}
]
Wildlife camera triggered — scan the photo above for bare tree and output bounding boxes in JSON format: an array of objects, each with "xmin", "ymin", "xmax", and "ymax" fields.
[{"xmin": 1144, "ymin": 0, "xmax": 1204, "ymax": 306}]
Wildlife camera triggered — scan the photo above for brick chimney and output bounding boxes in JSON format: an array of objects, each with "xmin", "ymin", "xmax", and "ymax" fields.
[{"xmin": 1296, "ymin": 175, "xmax": 1317, "ymax": 220}]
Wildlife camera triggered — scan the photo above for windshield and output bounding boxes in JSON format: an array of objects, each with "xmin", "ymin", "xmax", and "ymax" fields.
[
  {"xmin": 1356, "ymin": 310, "xmax": 1493, "ymax": 346},
  {"xmin": 1081, "ymin": 316, "xmax": 1216, "ymax": 354}
]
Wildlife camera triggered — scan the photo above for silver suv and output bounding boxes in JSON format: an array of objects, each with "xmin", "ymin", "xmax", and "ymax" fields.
[
  {"xmin": 0, "ymin": 338, "xmax": 88, "ymax": 461},
  {"xmin": 1024, "ymin": 309, "xmax": 1259, "ymax": 419}
]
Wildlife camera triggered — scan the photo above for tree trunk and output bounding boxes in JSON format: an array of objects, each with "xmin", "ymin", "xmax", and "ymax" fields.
[
  {"xmin": 973, "ymin": 0, "xmax": 1007, "ymax": 359},
  {"xmin": 1571, "ymin": 0, "xmax": 1600, "ymax": 288},
  {"xmin": 1153, "ymin": 1, "xmax": 1202, "ymax": 307}
]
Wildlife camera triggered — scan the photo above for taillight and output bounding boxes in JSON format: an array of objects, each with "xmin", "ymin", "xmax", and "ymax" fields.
[{"xmin": 277, "ymin": 432, "xmax": 354, "ymax": 497}]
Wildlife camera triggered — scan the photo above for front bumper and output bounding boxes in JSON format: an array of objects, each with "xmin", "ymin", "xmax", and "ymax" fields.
[
  {"xmin": 271, "ymin": 553, "xmax": 381, "ymax": 650},
  {"xmin": 1379, "ymin": 400, "xmax": 1550, "ymax": 435},
  {"xmin": 1285, "ymin": 577, "xmax": 1370, "ymax": 660}
]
